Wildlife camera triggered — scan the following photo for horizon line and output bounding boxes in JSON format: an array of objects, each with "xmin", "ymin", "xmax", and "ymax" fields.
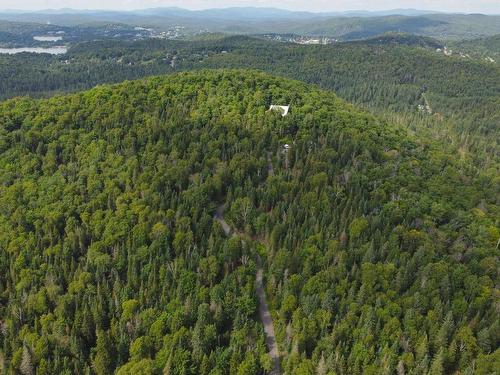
[{"xmin": 0, "ymin": 6, "xmax": 498, "ymax": 16}]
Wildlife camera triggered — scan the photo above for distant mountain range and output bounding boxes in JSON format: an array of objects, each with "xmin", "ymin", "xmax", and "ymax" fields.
[
  {"xmin": 0, "ymin": 7, "xmax": 498, "ymax": 41},
  {"xmin": 0, "ymin": 7, "xmax": 473, "ymax": 19}
]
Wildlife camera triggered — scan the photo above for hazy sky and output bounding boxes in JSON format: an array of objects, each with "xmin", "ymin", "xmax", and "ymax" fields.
[{"xmin": 1, "ymin": 0, "xmax": 499, "ymax": 13}]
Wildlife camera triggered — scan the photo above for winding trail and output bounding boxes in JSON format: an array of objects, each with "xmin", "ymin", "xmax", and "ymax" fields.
[
  {"xmin": 213, "ymin": 201, "xmax": 281, "ymax": 374},
  {"xmin": 267, "ymin": 152, "xmax": 275, "ymax": 177},
  {"xmin": 214, "ymin": 203, "xmax": 231, "ymax": 236},
  {"xmin": 256, "ymin": 259, "xmax": 281, "ymax": 375}
]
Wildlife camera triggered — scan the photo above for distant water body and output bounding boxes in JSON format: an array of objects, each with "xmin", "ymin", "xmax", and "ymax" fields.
[
  {"xmin": 0, "ymin": 46, "xmax": 67, "ymax": 55},
  {"xmin": 33, "ymin": 36, "xmax": 63, "ymax": 42}
]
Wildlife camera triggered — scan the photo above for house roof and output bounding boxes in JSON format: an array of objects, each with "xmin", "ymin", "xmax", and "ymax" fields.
[{"xmin": 269, "ymin": 105, "xmax": 290, "ymax": 117}]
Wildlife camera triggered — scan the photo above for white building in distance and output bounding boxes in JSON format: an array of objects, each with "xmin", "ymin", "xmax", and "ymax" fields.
[{"xmin": 269, "ymin": 105, "xmax": 290, "ymax": 117}]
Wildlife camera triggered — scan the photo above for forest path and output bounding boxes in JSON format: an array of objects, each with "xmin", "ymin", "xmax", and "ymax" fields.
[
  {"xmin": 214, "ymin": 203, "xmax": 231, "ymax": 236},
  {"xmin": 422, "ymin": 92, "xmax": 433, "ymax": 114},
  {"xmin": 214, "ymin": 202, "xmax": 281, "ymax": 374},
  {"xmin": 256, "ymin": 258, "xmax": 281, "ymax": 375},
  {"xmin": 267, "ymin": 152, "xmax": 275, "ymax": 177}
]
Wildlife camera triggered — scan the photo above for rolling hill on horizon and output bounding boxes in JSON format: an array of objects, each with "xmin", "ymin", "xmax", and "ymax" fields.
[
  {"xmin": 0, "ymin": 8, "xmax": 499, "ymax": 40},
  {"xmin": 0, "ymin": 7, "xmax": 462, "ymax": 19}
]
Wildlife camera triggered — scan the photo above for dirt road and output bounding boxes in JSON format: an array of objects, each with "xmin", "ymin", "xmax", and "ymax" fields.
[
  {"xmin": 215, "ymin": 202, "xmax": 281, "ymax": 374},
  {"xmin": 214, "ymin": 203, "xmax": 231, "ymax": 236},
  {"xmin": 256, "ymin": 264, "xmax": 281, "ymax": 374}
]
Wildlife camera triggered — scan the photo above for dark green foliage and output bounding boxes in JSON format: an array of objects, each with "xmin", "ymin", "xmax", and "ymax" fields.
[
  {"xmin": 0, "ymin": 70, "xmax": 497, "ymax": 373},
  {"xmin": 449, "ymin": 34, "xmax": 500, "ymax": 59},
  {"xmin": 282, "ymin": 14, "xmax": 500, "ymax": 40},
  {"xmin": 359, "ymin": 32, "xmax": 444, "ymax": 49}
]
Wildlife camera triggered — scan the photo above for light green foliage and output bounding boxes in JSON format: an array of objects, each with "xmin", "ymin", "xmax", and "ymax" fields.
[{"xmin": 349, "ymin": 217, "xmax": 369, "ymax": 239}]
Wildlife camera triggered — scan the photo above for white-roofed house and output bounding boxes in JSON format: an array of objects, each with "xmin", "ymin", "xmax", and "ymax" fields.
[{"xmin": 269, "ymin": 105, "xmax": 290, "ymax": 117}]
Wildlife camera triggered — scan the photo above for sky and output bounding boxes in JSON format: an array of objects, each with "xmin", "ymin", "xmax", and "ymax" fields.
[{"xmin": 1, "ymin": 0, "xmax": 499, "ymax": 14}]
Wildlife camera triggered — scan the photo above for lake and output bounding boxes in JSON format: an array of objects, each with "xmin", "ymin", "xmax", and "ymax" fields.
[
  {"xmin": 0, "ymin": 46, "xmax": 67, "ymax": 55},
  {"xmin": 33, "ymin": 36, "xmax": 63, "ymax": 42}
]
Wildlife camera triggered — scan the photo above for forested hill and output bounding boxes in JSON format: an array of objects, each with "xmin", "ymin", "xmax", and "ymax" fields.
[
  {"xmin": 0, "ymin": 70, "xmax": 498, "ymax": 374},
  {"xmin": 450, "ymin": 34, "xmax": 500, "ymax": 60},
  {"xmin": 2, "ymin": 10, "xmax": 499, "ymax": 40},
  {"xmin": 1, "ymin": 35, "xmax": 497, "ymax": 152},
  {"xmin": 189, "ymin": 36, "xmax": 499, "ymax": 138}
]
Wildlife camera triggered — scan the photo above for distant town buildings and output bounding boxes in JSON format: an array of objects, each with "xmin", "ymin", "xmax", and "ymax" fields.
[
  {"xmin": 262, "ymin": 34, "xmax": 337, "ymax": 45},
  {"xmin": 436, "ymin": 47, "xmax": 453, "ymax": 56}
]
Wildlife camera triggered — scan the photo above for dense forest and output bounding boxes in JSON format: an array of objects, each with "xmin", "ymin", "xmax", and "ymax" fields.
[
  {"xmin": 283, "ymin": 14, "xmax": 500, "ymax": 40},
  {"xmin": 0, "ymin": 70, "xmax": 498, "ymax": 374},
  {"xmin": 449, "ymin": 35, "xmax": 500, "ymax": 60},
  {"xmin": 1, "ymin": 35, "xmax": 498, "ymax": 168}
]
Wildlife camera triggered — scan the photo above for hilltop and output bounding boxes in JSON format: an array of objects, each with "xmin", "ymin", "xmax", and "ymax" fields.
[{"xmin": 0, "ymin": 34, "xmax": 498, "ymax": 176}]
